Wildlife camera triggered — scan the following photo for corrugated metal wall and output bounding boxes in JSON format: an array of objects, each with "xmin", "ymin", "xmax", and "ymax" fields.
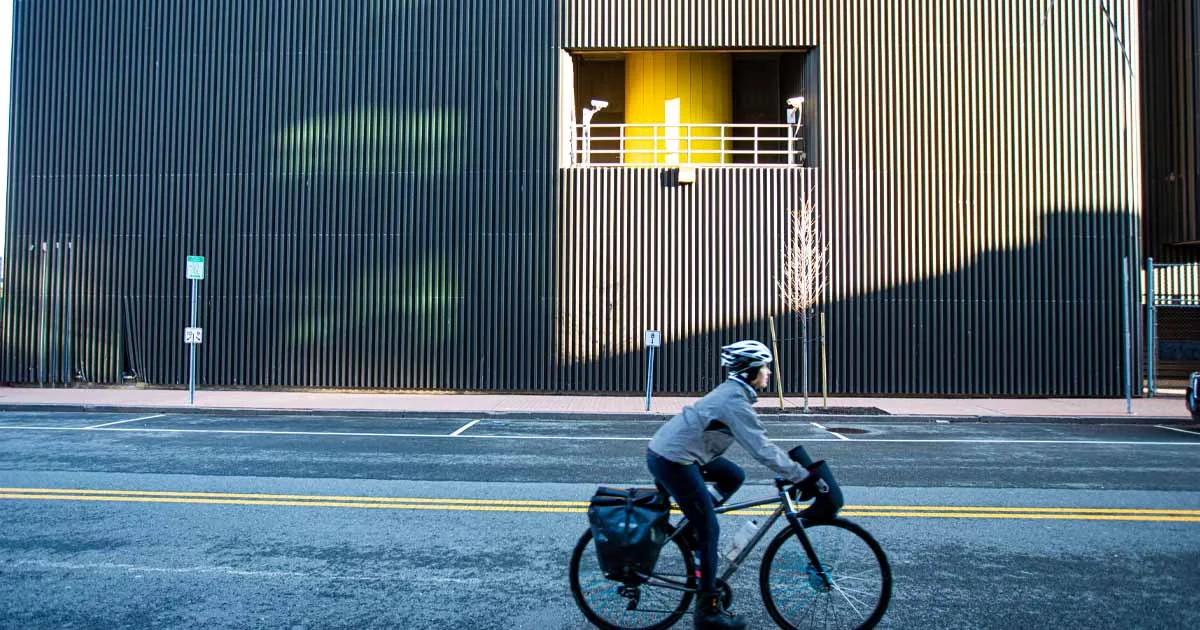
[
  {"xmin": 1141, "ymin": 0, "xmax": 1200, "ymax": 260},
  {"xmin": 556, "ymin": 0, "xmax": 1141, "ymax": 396},
  {"xmin": 557, "ymin": 167, "xmax": 816, "ymax": 393},
  {"xmin": 3, "ymin": 0, "xmax": 559, "ymax": 389},
  {"xmin": 2, "ymin": 0, "xmax": 1155, "ymax": 395},
  {"xmin": 818, "ymin": 0, "xmax": 1140, "ymax": 395},
  {"xmin": 560, "ymin": 0, "xmax": 820, "ymax": 49}
]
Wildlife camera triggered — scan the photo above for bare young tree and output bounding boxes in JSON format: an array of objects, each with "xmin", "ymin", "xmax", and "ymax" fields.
[{"xmin": 779, "ymin": 199, "xmax": 828, "ymax": 411}]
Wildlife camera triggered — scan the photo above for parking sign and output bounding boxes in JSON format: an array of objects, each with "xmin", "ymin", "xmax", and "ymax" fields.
[{"xmin": 186, "ymin": 255, "xmax": 205, "ymax": 280}]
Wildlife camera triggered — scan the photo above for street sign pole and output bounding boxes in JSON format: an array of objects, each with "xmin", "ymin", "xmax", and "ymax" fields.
[
  {"xmin": 644, "ymin": 330, "xmax": 661, "ymax": 411},
  {"xmin": 185, "ymin": 256, "xmax": 206, "ymax": 405},
  {"xmin": 645, "ymin": 347, "xmax": 655, "ymax": 411},
  {"xmin": 189, "ymin": 277, "xmax": 197, "ymax": 404}
]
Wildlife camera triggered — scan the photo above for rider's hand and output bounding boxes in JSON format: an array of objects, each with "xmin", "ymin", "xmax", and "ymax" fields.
[{"xmin": 796, "ymin": 461, "xmax": 827, "ymax": 501}]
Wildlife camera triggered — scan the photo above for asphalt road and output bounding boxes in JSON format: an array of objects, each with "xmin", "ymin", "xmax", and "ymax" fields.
[{"xmin": 1, "ymin": 410, "xmax": 1198, "ymax": 629}]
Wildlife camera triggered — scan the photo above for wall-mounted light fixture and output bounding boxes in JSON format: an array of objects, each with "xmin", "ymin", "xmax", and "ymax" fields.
[
  {"xmin": 582, "ymin": 99, "xmax": 608, "ymax": 125},
  {"xmin": 786, "ymin": 96, "xmax": 805, "ymax": 165},
  {"xmin": 580, "ymin": 99, "xmax": 609, "ymax": 165}
]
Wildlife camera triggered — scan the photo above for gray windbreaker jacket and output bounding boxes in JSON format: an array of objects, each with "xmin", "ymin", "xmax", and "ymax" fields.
[{"xmin": 648, "ymin": 377, "xmax": 809, "ymax": 483}]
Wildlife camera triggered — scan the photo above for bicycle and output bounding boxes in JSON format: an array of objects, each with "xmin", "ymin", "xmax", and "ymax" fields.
[{"xmin": 569, "ymin": 455, "xmax": 892, "ymax": 630}]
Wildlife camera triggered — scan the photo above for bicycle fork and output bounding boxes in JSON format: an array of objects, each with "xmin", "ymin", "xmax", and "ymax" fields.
[{"xmin": 776, "ymin": 479, "xmax": 835, "ymax": 591}]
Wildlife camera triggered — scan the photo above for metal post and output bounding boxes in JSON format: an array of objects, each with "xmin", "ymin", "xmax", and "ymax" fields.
[
  {"xmin": 581, "ymin": 120, "xmax": 591, "ymax": 165},
  {"xmin": 1123, "ymin": 257, "xmax": 1132, "ymax": 414},
  {"xmin": 820, "ymin": 311, "xmax": 828, "ymax": 408},
  {"xmin": 801, "ymin": 313, "xmax": 810, "ymax": 412},
  {"xmin": 189, "ymin": 278, "xmax": 197, "ymax": 405},
  {"xmin": 786, "ymin": 106, "xmax": 796, "ymax": 165},
  {"xmin": 788, "ymin": 126, "xmax": 796, "ymax": 165},
  {"xmin": 769, "ymin": 316, "xmax": 784, "ymax": 410},
  {"xmin": 37, "ymin": 242, "xmax": 48, "ymax": 385},
  {"xmin": 63, "ymin": 242, "xmax": 74, "ymax": 383},
  {"xmin": 49, "ymin": 242, "xmax": 62, "ymax": 384},
  {"xmin": 644, "ymin": 346, "xmax": 655, "ymax": 412},
  {"xmin": 1145, "ymin": 257, "xmax": 1155, "ymax": 397}
]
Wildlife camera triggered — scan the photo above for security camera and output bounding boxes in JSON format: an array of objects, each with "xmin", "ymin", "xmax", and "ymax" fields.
[
  {"xmin": 590, "ymin": 99, "xmax": 609, "ymax": 110},
  {"xmin": 786, "ymin": 96, "xmax": 805, "ymax": 109}
]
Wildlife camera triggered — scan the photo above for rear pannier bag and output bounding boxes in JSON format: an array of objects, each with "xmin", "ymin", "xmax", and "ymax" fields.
[{"xmin": 587, "ymin": 486, "xmax": 670, "ymax": 582}]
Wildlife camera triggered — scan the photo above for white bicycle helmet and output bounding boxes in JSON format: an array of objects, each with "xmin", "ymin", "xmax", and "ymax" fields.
[{"xmin": 720, "ymin": 340, "xmax": 773, "ymax": 377}]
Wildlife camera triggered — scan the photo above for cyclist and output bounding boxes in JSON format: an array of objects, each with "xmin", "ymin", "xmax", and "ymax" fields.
[{"xmin": 647, "ymin": 339, "xmax": 817, "ymax": 630}]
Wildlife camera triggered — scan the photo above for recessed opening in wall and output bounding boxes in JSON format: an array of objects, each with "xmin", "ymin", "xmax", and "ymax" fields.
[{"xmin": 561, "ymin": 49, "xmax": 817, "ymax": 167}]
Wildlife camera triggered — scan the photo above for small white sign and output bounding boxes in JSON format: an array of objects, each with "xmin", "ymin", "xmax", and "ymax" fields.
[
  {"xmin": 186, "ymin": 255, "xmax": 205, "ymax": 280},
  {"xmin": 645, "ymin": 330, "xmax": 662, "ymax": 348},
  {"xmin": 184, "ymin": 327, "xmax": 203, "ymax": 344}
]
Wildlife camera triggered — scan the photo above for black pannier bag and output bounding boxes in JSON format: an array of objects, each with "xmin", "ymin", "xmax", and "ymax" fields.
[
  {"xmin": 788, "ymin": 445, "xmax": 845, "ymax": 521},
  {"xmin": 587, "ymin": 486, "xmax": 670, "ymax": 582}
]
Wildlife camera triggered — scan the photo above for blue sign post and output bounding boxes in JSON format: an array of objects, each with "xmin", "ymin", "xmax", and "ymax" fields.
[{"xmin": 645, "ymin": 330, "xmax": 661, "ymax": 411}]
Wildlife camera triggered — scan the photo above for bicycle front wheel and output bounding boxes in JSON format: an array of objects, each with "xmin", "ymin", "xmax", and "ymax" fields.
[
  {"xmin": 568, "ymin": 528, "xmax": 696, "ymax": 630},
  {"xmin": 759, "ymin": 517, "xmax": 892, "ymax": 630}
]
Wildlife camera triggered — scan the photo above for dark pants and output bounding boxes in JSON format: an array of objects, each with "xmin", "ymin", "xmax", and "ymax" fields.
[{"xmin": 646, "ymin": 449, "xmax": 745, "ymax": 593}]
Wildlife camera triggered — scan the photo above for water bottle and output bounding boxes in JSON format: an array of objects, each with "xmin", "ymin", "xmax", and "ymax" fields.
[{"xmin": 722, "ymin": 519, "xmax": 759, "ymax": 561}]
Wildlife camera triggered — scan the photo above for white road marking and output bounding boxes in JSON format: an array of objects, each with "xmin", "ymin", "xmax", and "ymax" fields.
[
  {"xmin": 1157, "ymin": 424, "xmax": 1200, "ymax": 436},
  {"xmin": 812, "ymin": 421, "xmax": 849, "ymax": 440},
  {"xmin": 0, "ymin": 426, "xmax": 652, "ymax": 440},
  {"xmin": 450, "ymin": 419, "xmax": 481, "ymax": 436},
  {"xmin": 83, "ymin": 414, "xmax": 165, "ymax": 429},
  {"xmin": 0, "ymin": 424, "xmax": 1197, "ymax": 445}
]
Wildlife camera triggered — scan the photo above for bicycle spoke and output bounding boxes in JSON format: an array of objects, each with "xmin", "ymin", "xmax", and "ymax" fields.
[
  {"xmin": 829, "ymin": 581, "xmax": 869, "ymax": 618},
  {"xmin": 570, "ymin": 529, "xmax": 694, "ymax": 630},
  {"xmin": 760, "ymin": 519, "xmax": 891, "ymax": 629},
  {"xmin": 827, "ymin": 571, "xmax": 880, "ymax": 583},
  {"xmin": 826, "ymin": 583, "xmax": 878, "ymax": 599}
]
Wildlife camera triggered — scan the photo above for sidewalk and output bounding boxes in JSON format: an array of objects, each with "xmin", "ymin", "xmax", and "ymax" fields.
[{"xmin": 0, "ymin": 385, "xmax": 1191, "ymax": 422}]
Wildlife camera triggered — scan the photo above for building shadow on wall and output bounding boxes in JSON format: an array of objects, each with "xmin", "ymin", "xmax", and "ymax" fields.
[{"xmin": 562, "ymin": 209, "xmax": 1138, "ymax": 398}]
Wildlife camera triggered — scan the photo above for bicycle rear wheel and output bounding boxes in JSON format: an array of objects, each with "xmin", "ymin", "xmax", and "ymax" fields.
[
  {"xmin": 759, "ymin": 517, "xmax": 892, "ymax": 630},
  {"xmin": 569, "ymin": 528, "xmax": 696, "ymax": 630}
]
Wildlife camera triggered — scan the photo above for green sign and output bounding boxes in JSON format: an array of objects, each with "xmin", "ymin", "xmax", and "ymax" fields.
[{"xmin": 186, "ymin": 255, "xmax": 205, "ymax": 280}]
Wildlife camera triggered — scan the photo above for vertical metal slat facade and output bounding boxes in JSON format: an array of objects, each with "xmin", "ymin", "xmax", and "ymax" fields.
[
  {"xmin": 556, "ymin": 0, "xmax": 1143, "ymax": 395},
  {"xmin": 4, "ymin": 0, "xmax": 559, "ymax": 391},
  {"xmin": 3, "ymin": 0, "xmax": 1185, "ymax": 396}
]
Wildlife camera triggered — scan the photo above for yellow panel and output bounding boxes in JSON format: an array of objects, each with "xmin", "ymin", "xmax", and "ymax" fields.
[{"xmin": 624, "ymin": 51, "xmax": 731, "ymax": 164}]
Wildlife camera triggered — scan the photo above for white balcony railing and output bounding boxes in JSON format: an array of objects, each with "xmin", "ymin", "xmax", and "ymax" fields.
[{"xmin": 573, "ymin": 123, "xmax": 806, "ymax": 167}]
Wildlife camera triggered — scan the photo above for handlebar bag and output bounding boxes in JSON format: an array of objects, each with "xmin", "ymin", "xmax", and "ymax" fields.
[
  {"xmin": 788, "ymin": 446, "xmax": 845, "ymax": 521},
  {"xmin": 587, "ymin": 486, "xmax": 670, "ymax": 583}
]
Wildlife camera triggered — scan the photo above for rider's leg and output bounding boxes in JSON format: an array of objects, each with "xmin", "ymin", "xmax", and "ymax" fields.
[
  {"xmin": 699, "ymin": 456, "xmax": 745, "ymax": 506},
  {"xmin": 646, "ymin": 450, "xmax": 720, "ymax": 593}
]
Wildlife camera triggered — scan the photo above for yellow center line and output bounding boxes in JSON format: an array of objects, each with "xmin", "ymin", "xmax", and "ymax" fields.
[
  {"xmin": 0, "ymin": 494, "xmax": 584, "ymax": 512},
  {"xmin": 0, "ymin": 487, "xmax": 580, "ymax": 506},
  {"xmin": 1, "ymin": 488, "xmax": 1197, "ymax": 522}
]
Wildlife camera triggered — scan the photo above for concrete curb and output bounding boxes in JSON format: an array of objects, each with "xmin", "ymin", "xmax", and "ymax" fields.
[{"xmin": 0, "ymin": 403, "xmax": 1188, "ymax": 425}]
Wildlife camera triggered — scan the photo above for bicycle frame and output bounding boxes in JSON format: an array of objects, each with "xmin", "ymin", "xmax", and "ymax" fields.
[{"xmin": 659, "ymin": 479, "xmax": 832, "ymax": 589}]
